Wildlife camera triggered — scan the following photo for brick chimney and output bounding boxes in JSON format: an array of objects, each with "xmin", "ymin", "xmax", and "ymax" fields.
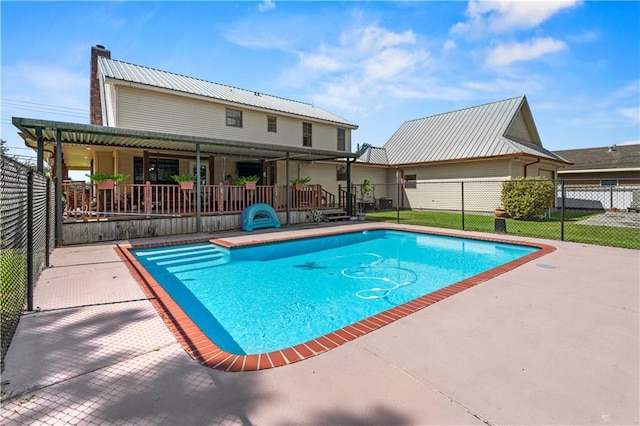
[{"xmin": 90, "ymin": 45, "xmax": 111, "ymax": 125}]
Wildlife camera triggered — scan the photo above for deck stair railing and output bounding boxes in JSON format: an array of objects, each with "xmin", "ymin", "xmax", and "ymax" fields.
[
  {"xmin": 338, "ymin": 184, "xmax": 356, "ymax": 214},
  {"xmin": 62, "ymin": 182, "xmax": 323, "ymax": 220},
  {"xmin": 321, "ymin": 188, "xmax": 337, "ymax": 208}
]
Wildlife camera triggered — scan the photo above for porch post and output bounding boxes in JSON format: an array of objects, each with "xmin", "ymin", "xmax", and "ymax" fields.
[
  {"xmin": 35, "ymin": 126, "xmax": 44, "ymax": 173},
  {"xmin": 55, "ymin": 129, "xmax": 63, "ymax": 247},
  {"xmin": 196, "ymin": 143, "xmax": 202, "ymax": 232},
  {"xmin": 346, "ymin": 159, "xmax": 352, "ymax": 216},
  {"xmin": 143, "ymin": 151, "xmax": 149, "ymax": 182},
  {"xmin": 286, "ymin": 152, "xmax": 290, "ymax": 225}
]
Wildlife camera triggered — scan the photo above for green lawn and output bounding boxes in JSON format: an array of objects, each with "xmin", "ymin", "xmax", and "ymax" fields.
[
  {"xmin": 1, "ymin": 248, "xmax": 27, "ymax": 356},
  {"xmin": 366, "ymin": 210, "xmax": 640, "ymax": 250}
]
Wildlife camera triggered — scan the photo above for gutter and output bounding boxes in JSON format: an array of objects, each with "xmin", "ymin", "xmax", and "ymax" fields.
[{"xmin": 523, "ymin": 157, "xmax": 540, "ymax": 177}]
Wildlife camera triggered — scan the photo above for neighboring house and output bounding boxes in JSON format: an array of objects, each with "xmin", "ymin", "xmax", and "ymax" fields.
[
  {"xmin": 353, "ymin": 96, "xmax": 570, "ymax": 211},
  {"xmin": 554, "ymin": 144, "xmax": 640, "ymax": 186},
  {"xmin": 88, "ymin": 45, "xmax": 358, "ymax": 189},
  {"xmin": 553, "ymin": 144, "xmax": 640, "ymax": 211}
]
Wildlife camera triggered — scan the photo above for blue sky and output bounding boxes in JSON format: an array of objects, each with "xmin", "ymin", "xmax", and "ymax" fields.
[{"xmin": 2, "ymin": 0, "xmax": 639, "ymax": 163}]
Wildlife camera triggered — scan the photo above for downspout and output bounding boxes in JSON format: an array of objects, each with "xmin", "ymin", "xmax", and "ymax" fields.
[{"xmin": 523, "ymin": 157, "xmax": 540, "ymax": 177}]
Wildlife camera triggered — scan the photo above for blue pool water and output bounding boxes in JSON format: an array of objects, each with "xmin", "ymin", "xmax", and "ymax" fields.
[{"xmin": 132, "ymin": 230, "xmax": 537, "ymax": 354}]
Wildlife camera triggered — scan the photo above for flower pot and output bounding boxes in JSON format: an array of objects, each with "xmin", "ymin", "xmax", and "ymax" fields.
[
  {"xmin": 179, "ymin": 181, "xmax": 194, "ymax": 190},
  {"xmin": 357, "ymin": 213, "xmax": 366, "ymax": 221},
  {"xmin": 294, "ymin": 183, "xmax": 304, "ymax": 190},
  {"xmin": 97, "ymin": 179, "xmax": 114, "ymax": 190},
  {"xmin": 494, "ymin": 208, "xmax": 507, "ymax": 217},
  {"xmin": 245, "ymin": 181, "xmax": 257, "ymax": 190}
]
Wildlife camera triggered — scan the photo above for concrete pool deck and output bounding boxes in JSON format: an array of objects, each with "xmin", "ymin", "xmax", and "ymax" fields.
[{"xmin": 1, "ymin": 223, "xmax": 638, "ymax": 425}]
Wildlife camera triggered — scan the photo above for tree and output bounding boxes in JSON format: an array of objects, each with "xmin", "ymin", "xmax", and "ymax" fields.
[{"xmin": 0, "ymin": 139, "xmax": 7, "ymax": 155}]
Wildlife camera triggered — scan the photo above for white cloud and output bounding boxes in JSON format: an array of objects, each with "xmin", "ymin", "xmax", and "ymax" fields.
[
  {"xmin": 484, "ymin": 37, "xmax": 567, "ymax": 68},
  {"xmin": 619, "ymin": 106, "xmax": 640, "ymax": 125},
  {"xmin": 442, "ymin": 39, "xmax": 456, "ymax": 52},
  {"xmin": 612, "ymin": 80, "xmax": 640, "ymax": 99},
  {"xmin": 298, "ymin": 51, "xmax": 344, "ymax": 72},
  {"xmin": 258, "ymin": 0, "xmax": 275, "ymax": 13},
  {"xmin": 275, "ymin": 22, "xmax": 441, "ymax": 113},
  {"xmin": 452, "ymin": 0, "xmax": 582, "ymax": 36},
  {"xmin": 354, "ymin": 25, "xmax": 416, "ymax": 52},
  {"xmin": 3, "ymin": 63, "xmax": 87, "ymax": 110}
]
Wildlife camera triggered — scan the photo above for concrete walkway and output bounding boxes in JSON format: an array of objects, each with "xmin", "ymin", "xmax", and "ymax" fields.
[{"xmin": 1, "ymin": 224, "xmax": 638, "ymax": 425}]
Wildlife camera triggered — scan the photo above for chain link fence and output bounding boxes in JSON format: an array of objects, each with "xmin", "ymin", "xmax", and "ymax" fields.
[
  {"xmin": 1, "ymin": 156, "xmax": 54, "ymax": 368},
  {"xmin": 363, "ymin": 178, "xmax": 640, "ymax": 250}
]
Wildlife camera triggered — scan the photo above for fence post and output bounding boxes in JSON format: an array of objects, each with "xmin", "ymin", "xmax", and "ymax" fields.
[
  {"xmin": 609, "ymin": 186, "xmax": 614, "ymax": 210},
  {"xmin": 27, "ymin": 171, "xmax": 34, "ymax": 311},
  {"xmin": 461, "ymin": 181, "xmax": 465, "ymax": 230},
  {"xmin": 560, "ymin": 180, "xmax": 565, "ymax": 241},
  {"xmin": 45, "ymin": 178, "xmax": 51, "ymax": 267}
]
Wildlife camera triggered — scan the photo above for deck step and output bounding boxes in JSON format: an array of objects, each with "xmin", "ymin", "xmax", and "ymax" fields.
[{"xmin": 321, "ymin": 209, "xmax": 351, "ymax": 222}]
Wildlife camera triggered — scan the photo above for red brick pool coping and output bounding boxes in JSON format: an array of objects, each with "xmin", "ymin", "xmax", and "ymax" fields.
[{"xmin": 116, "ymin": 225, "xmax": 555, "ymax": 372}]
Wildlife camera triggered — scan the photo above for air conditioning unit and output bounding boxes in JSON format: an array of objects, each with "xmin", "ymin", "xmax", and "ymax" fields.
[{"xmin": 378, "ymin": 198, "xmax": 393, "ymax": 210}]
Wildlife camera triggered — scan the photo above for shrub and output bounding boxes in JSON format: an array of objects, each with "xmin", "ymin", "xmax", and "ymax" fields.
[{"xmin": 501, "ymin": 177, "xmax": 555, "ymax": 220}]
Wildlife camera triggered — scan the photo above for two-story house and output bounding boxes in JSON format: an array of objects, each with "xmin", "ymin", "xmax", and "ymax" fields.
[{"xmin": 89, "ymin": 45, "xmax": 358, "ymax": 188}]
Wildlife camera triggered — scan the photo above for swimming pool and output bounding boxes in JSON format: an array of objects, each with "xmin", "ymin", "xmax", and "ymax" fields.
[{"xmin": 126, "ymin": 227, "xmax": 550, "ymax": 370}]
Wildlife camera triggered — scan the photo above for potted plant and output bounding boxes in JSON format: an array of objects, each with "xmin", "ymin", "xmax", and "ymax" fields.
[
  {"xmin": 88, "ymin": 172, "xmax": 115, "ymax": 190},
  {"xmin": 237, "ymin": 175, "xmax": 259, "ymax": 190},
  {"xmin": 494, "ymin": 207, "xmax": 508, "ymax": 217},
  {"xmin": 291, "ymin": 176, "xmax": 311, "ymax": 190},
  {"xmin": 357, "ymin": 178, "xmax": 375, "ymax": 217},
  {"xmin": 172, "ymin": 173, "xmax": 197, "ymax": 190}
]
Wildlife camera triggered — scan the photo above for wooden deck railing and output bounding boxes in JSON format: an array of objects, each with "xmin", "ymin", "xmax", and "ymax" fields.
[{"xmin": 62, "ymin": 182, "xmax": 325, "ymax": 220}]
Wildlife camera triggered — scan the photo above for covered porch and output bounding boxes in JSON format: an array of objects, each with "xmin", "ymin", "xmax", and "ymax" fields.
[{"xmin": 12, "ymin": 117, "xmax": 359, "ymax": 245}]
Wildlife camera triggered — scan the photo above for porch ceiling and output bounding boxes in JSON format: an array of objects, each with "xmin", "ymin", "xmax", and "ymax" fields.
[{"xmin": 12, "ymin": 117, "xmax": 358, "ymax": 168}]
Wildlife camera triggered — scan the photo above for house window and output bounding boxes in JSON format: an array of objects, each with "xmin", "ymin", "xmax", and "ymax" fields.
[
  {"xmin": 134, "ymin": 157, "xmax": 179, "ymax": 184},
  {"xmin": 303, "ymin": 122, "xmax": 312, "ymax": 147},
  {"xmin": 601, "ymin": 179, "xmax": 618, "ymax": 186},
  {"xmin": 268, "ymin": 116, "xmax": 277, "ymax": 133},
  {"xmin": 336, "ymin": 166, "xmax": 347, "ymax": 181},
  {"xmin": 337, "ymin": 128, "xmax": 346, "ymax": 151},
  {"xmin": 226, "ymin": 108, "xmax": 243, "ymax": 127},
  {"xmin": 404, "ymin": 174, "xmax": 417, "ymax": 189}
]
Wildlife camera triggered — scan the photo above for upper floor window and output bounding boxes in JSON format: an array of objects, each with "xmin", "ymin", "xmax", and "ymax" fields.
[
  {"xmin": 268, "ymin": 115, "xmax": 277, "ymax": 133},
  {"xmin": 303, "ymin": 122, "xmax": 312, "ymax": 147},
  {"xmin": 337, "ymin": 128, "xmax": 346, "ymax": 151},
  {"xmin": 226, "ymin": 108, "xmax": 243, "ymax": 127}
]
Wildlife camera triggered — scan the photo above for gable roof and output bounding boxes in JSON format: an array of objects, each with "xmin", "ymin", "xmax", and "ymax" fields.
[
  {"xmin": 97, "ymin": 57, "xmax": 357, "ymax": 128},
  {"xmin": 554, "ymin": 144, "xmax": 640, "ymax": 172},
  {"xmin": 376, "ymin": 96, "xmax": 567, "ymax": 166},
  {"xmin": 356, "ymin": 146, "xmax": 389, "ymax": 164}
]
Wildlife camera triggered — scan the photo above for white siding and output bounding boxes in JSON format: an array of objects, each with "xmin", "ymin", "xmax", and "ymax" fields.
[
  {"xmin": 114, "ymin": 86, "xmax": 350, "ymax": 152},
  {"xmin": 505, "ymin": 112, "xmax": 532, "ymax": 142},
  {"xmin": 400, "ymin": 160, "xmax": 511, "ymax": 212}
]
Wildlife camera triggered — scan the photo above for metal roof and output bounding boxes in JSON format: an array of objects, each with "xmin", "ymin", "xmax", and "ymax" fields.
[
  {"xmin": 381, "ymin": 96, "xmax": 568, "ymax": 165},
  {"xmin": 554, "ymin": 144, "xmax": 640, "ymax": 171},
  {"xmin": 12, "ymin": 117, "xmax": 359, "ymax": 165},
  {"xmin": 356, "ymin": 146, "xmax": 389, "ymax": 164},
  {"xmin": 98, "ymin": 57, "xmax": 358, "ymax": 129}
]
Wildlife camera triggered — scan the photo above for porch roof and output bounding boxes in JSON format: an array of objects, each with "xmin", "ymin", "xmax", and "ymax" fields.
[{"xmin": 12, "ymin": 117, "xmax": 358, "ymax": 167}]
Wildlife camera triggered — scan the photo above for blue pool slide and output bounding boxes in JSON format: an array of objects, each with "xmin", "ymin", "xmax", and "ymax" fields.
[{"xmin": 241, "ymin": 203, "xmax": 281, "ymax": 232}]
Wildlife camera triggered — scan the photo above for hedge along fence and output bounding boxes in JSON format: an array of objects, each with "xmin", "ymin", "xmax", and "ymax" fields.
[
  {"xmin": 502, "ymin": 177, "xmax": 556, "ymax": 219},
  {"xmin": 0, "ymin": 156, "xmax": 54, "ymax": 369}
]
